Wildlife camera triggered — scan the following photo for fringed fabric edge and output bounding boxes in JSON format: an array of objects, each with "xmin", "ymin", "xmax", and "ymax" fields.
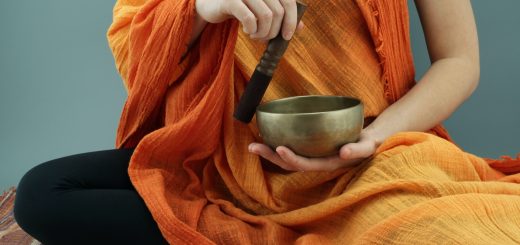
[{"xmin": 365, "ymin": 0, "xmax": 391, "ymax": 103}]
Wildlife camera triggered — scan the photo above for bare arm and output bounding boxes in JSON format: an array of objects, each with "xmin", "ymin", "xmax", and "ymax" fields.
[
  {"xmin": 248, "ymin": 0, "xmax": 481, "ymax": 171},
  {"xmin": 363, "ymin": 0, "xmax": 480, "ymax": 147}
]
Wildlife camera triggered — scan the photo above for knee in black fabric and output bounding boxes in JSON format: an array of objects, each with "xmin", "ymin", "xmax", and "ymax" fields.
[{"xmin": 14, "ymin": 160, "xmax": 63, "ymax": 239}]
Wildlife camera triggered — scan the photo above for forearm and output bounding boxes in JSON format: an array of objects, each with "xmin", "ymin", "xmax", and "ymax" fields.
[{"xmin": 365, "ymin": 57, "xmax": 479, "ymax": 146}]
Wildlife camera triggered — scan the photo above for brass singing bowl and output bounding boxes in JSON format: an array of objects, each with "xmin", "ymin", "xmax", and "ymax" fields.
[{"xmin": 256, "ymin": 95, "xmax": 364, "ymax": 158}]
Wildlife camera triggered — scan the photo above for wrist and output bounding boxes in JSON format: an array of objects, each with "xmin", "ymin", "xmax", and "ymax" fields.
[
  {"xmin": 362, "ymin": 125, "xmax": 388, "ymax": 149},
  {"xmin": 195, "ymin": 0, "xmax": 227, "ymax": 24}
]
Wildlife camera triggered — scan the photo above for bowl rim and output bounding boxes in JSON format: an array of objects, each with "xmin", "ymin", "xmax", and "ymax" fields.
[{"xmin": 256, "ymin": 95, "xmax": 363, "ymax": 115}]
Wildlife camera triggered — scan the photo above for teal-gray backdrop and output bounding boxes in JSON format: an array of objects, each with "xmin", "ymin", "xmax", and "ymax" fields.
[{"xmin": 1, "ymin": 1, "xmax": 519, "ymax": 191}]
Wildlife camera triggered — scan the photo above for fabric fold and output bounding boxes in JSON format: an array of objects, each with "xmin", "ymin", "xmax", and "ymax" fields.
[
  {"xmin": 107, "ymin": 0, "xmax": 520, "ymax": 244},
  {"xmin": 108, "ymin": 0, "xmax": 198, "ymax": 148}
]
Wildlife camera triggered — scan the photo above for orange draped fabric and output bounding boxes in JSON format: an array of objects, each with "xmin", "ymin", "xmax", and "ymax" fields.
[{"xmin": 107, "ymin": 0, "xmax": 520, "ymax": 244}]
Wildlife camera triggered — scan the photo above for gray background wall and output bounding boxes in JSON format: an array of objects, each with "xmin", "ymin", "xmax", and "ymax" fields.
[{"xmin": 1, "ymin": 1, "xmax": 519, "ymax": 191}]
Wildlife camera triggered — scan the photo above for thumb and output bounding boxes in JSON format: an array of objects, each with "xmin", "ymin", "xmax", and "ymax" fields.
[{"xmin": 339, "ymin": 139, "xmax": 375, "ymax": 160}]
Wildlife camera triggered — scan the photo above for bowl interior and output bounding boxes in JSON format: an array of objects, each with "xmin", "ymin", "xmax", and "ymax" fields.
[{"xmin": 257, "ymin": 95, "xmax": 361, "ymax": 114}]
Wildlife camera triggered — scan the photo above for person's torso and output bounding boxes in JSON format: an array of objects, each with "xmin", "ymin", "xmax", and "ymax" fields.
[{"xmin": 234, "ymin": 0, "xmax": 389, "ymax": 119}]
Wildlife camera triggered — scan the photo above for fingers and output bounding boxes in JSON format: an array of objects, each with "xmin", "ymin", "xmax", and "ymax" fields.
[
  {"xmin": 227, "ymin": 0, "xmax": 298, "ymax": 40},
  {"xmin": 261, "ymin": 0, "xmax": 285, "ymax": 40},
  {"xmin": 227, "ymin": 0, "xmax": 258, "ymax": 34},
  {"xmin": 244, "ymin": 0, "xmax": 273, "ymax": 39},
  {"xmin": 276, "ymin": 146, "xmax": 348, "ymax": 171},
  {"xmin": 250, "ymin": 143, "xmax": 367, "ymax": 172},
  {"xmin": 297, "ymin": 21, "xmax": 305, "ymax": 31},
  {"xmin": 249, "ymin": 143, "xmax": 299, "ymax": 171},
  {"xmin": 275, "ymin": 146, "xmax": 307, "ymax": 171},
  {"xmin": 279, "ymin": 0, "xmax": 297, "ymax": 40}
]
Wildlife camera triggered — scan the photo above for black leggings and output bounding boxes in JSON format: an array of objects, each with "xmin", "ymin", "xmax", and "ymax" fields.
[{"xmin": 13, "ymin": 148, "xmax": 169, "ymax": 245}]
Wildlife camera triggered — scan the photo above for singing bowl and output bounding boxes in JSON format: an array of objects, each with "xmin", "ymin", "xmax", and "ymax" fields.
[{"xmin": 256, "ymin": 95, "xmax": 364, "ymax": 158}]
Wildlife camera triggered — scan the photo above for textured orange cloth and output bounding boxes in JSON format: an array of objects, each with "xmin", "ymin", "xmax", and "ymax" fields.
[{"xmin": 107, "ymin": 0, "xmax": 520, "ymax": 244}]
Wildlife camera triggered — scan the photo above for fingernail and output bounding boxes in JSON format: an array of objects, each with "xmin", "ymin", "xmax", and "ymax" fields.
[
  {"xmin": 283, "ymin": 31, "xmax": 293, "ymax": 40},
  {"xmin": 248, "ymin": 144, "xmax": 254, "ymax": 152}
]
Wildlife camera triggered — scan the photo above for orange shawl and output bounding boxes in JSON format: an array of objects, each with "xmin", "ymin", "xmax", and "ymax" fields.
[{"xmin": 108, "ymin": 0, "xmax": 520, "ymax": 244}]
